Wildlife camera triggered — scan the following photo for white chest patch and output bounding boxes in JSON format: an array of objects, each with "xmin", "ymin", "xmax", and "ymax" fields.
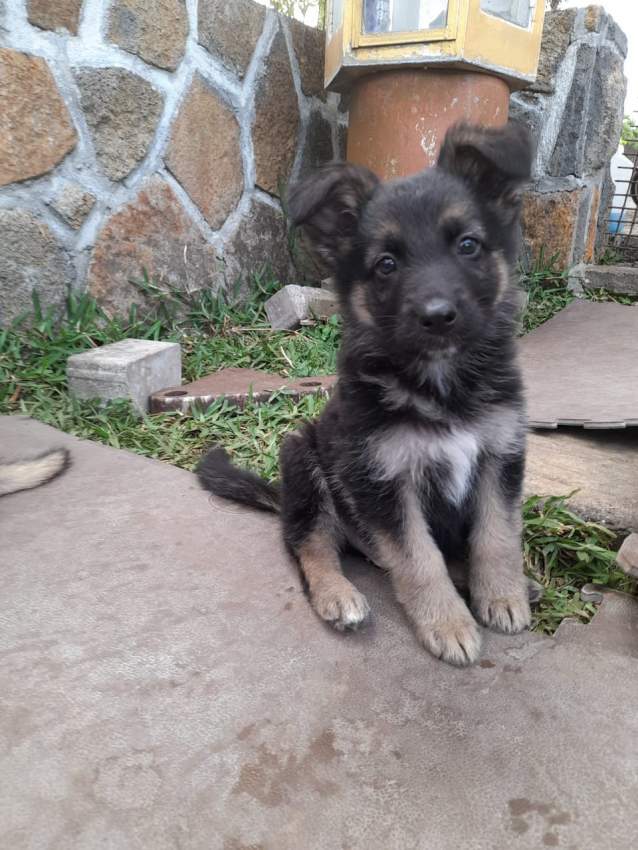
[{"xmin": 372, "ymin": 425, "xmax": 480, "ymax": 505}]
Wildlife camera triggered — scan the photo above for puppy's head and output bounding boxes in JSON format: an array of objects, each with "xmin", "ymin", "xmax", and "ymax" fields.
[{"xmin": 289, "ymin": 122, "xmax": 533, "ymax": 362}]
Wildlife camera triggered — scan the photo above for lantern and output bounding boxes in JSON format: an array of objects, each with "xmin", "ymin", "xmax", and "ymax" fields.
[{"xmin": 325, "ymin": 1, "xmax": 545, "ymax": 178}]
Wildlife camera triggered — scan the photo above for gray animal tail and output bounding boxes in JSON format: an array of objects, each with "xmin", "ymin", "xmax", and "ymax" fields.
[
  {"xmin": 196, "ymin": 447, "xmax": 281, "ymax": 514},
  {"xmin": 0, "ymin": 448, "xmax": 70, "ymax": 497}
]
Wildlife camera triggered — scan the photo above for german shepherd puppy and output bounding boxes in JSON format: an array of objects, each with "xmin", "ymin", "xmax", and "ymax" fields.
[{"xmin": 198, "ymin": 122, "xmax": 533, "ymax": 666}]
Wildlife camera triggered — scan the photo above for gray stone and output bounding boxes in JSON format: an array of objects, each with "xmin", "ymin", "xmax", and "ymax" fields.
[
  {"xmin": 223, "ymin": 196, "xmax": 296, "ymax": 294},
  {"xmin": 253, "ymin": 26, "xmax": 300, "ymax": 196},
  {"xmin": 107, "ymin": 0, "xmax": 188, "ymax": 71},
  {"xmin": 298, "ymin": 109, "xmax": 334, "ymax": 179},
  {"xmin": 0, "ymin": 209, "xmax": 74, "ymax": 326},
  {"xmin": 336, "ymin": 122, "xmax": 347, "ymax": 160},
  {"xmin": 75, "ymin": 67, "xmax": 163, "ymax": 181},
  {"xmin": 579, "ymin": 264, "xmax": 638, "ymax": 295},
  {"xmin": 605, "ymin": 15, "xmax": 628, "ymax": 59},
  {"xmin": 49, "ymin": 182, "xmax": 96, "ymax": 229},
  {"xmin": 583, "ymin": 46, "xmax": 627, "ymax": 175},
  {"xmin": 616, "ymin": 534, "xmax": 638, "ymax": 578},
  {"xmin": 288, "ymin": 17, "xmax": 326, "ymax": 100},
  {"xmin": 557, "ymin": 590, "xmax": 638, "ymax": 660},
  {"xmin": 265, "ymin": 284, "xmax": 339, "ymax": 330},
  {"xmin": 548, "ymin": 42, "xmax": 597, "ymax": 178},
  {"xmin": 198, "ymin": 0, "xmax": 266, "ymax": 79},
  {"xmin": 67, "ymin": 338, "xmax": 181, "ymax": 414},
  {"xmin": 532, "ymin": 8, "xmax": 576, "ymax": 94},
  {"xmin": 508, "ymin": 92, "xmax": 545, "ymax": 173},
  {"xmin": 1, "ymin": 413, "xmax": 638, "ymax": 850}
]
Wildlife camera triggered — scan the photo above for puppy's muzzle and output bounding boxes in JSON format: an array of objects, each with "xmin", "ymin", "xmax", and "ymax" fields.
[{"xmin": 417, "ymin": 298, "xmax": 458, "ymax": 335}]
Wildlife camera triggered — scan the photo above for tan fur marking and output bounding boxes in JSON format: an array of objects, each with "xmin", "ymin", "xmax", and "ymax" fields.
[
  {"xmin": 374, "ymin": 487, "xmax": 481, "ymax": 666},
  {"xmin": 469, "ymin": 463, "xmax": 531, "ymax": 634},
  {"xmin": 350, "ymin": 284, "xmax": 374, "ymax": 325},
  {"xmin": 298, "ymin": 528, "xmax": 370, "ymax": 630},
  {"xmin": 493, "ymin": 250, "xmax": 510, "ymax": 304}
]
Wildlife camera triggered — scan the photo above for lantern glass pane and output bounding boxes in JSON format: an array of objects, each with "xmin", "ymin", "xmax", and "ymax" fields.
[
  {"xmin": 362, "ymin": 0, "xmax": 448, "ymax": 34},
  {"xmin": 480, "ymin": 0, "xmax": 533, "ymax": 28},
  {"xmin": 329, "ymin": 0, "xmax": 345, "ymax": 35}
]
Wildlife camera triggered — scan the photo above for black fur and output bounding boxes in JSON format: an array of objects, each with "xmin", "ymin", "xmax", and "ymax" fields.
[
  {"xmin": 196, "ymin": 448, "xmax": 280, "ymax": 513},
  {"xmin": 198, "ymin": 122, "xmax": 534, "ymax": 663}
]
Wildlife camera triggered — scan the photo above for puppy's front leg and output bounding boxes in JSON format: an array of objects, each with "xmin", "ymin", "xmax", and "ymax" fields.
[
  {"xmin": 469, "ymin": 457, "xmax": 531, "ymax": 634},
  {"xmin": 377, "ymin": 489, "xmax": 481, "ymax": 666}
]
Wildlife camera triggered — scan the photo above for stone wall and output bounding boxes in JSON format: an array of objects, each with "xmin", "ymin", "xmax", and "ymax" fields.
[
  {"xmin": 0, "ymin": 0, "xmax": 345, "ymax": 324},
  {"xmin": 511, "ymin": 6, "xmax": 627, "ymax": 269}
]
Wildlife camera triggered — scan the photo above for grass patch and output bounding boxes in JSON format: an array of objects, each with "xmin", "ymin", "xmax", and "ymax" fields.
[{"xmin": 1, "ymin": 268, "xmax": 635, "ymax": 635}]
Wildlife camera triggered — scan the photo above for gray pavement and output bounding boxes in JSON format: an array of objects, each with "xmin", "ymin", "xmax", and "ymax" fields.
[{"xmin": 1, "ymin": 416, "xmax": 637, "ymax": 850}]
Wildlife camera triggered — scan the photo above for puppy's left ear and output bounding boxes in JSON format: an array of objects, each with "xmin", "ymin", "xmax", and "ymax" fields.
[{"xmin": 437, "ymin": 122, "xmax": 533, "ymax": 210}]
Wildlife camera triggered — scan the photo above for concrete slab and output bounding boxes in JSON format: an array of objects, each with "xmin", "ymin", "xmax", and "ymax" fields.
[
  {"xmin": 556, "ymin": 591, "xmax": 638, "ymax": 660},
  {"xmin": 525, "ymin": 427, "xmax": 638, "ymax": 530},
  {"xmin": 519, "ymin": 300, "xmax": 638, "ymax": 428},
  {"xmin": 2, "ymin": 416, "xmax": 638, "ymax": 850}
]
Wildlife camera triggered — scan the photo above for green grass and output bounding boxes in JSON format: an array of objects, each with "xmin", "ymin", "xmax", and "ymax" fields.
[{"xmin": 1, "ymin": 267, "xmax": 635, "ymax": 635}]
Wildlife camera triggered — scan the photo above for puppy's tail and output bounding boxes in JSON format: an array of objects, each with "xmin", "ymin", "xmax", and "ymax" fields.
[
  {"xmin": 196, "ymin": 447, "xmax": 281, "ymax": 514},
  {"xmin": 0, "ymin": 448, "xmax": 70, "ymax": 497}
]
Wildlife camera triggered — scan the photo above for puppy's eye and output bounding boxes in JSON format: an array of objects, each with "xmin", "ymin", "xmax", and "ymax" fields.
[
  {"xmin": 375, "ymin": 255, "xmax": 397, "ymax": 275},
  {"xmin": 457, "ymin": 236, "xmax": 481, "ymax": 257}
]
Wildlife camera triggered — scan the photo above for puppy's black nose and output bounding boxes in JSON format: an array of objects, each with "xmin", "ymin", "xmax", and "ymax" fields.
[{"xmin": 419, "ymin": 298, "xmax": 457, "ymax": 333}]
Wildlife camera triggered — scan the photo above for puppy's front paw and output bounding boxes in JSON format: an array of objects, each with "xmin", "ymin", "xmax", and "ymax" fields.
[
  {"xmin": 416, "ymin": 614, "xmax": 482, "ymax": 667},
  {"xmin": 473, "ymin": 591, "xmax": 531, "ymax": 634},
  {"xmin": 311, "ymin": 578, "xmax": 370, "ymax": 631}
]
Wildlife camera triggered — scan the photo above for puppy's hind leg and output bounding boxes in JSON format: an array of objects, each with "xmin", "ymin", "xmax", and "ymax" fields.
[{"xmin": 280, "ymin": 430, "xmax": 370, "ymax": 631}]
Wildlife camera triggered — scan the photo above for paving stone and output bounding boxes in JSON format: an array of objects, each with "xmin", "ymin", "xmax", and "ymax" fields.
[
  {"xmin": 525, "ymin": 427, "xmax": 638, "ymax": 531},
  {"xmin": 0, "ymin": 49, "xmax": 77, "ymax": 187},
  {"xmin": 107, "ymin": 0, "xmax": 188, "ymax": 71},
  {"xmin": 253, "ymin": 27, "xmax": 300, "ymax": 196},
  {"xmin": 265, "ymin": 284, "xmax": 339, "ymax": 330},
  {"xmin": 578, "ymin": 264, "xmax": 638, "ymax": 295},
  {"xmin": 0, "ymin": 209, "xmax": 74, "ymax": 326},
  {"xmin": 75, "ymin": 67, "xmax": 163, "ymax": 182},
  {"xmin": 49, "ymin": 182, "xmax": 95, "ymax": 229},
  {"xmin": 617, "ymin": 534, "xmax": 638, "ymax": 578},
  {"xmin": 150, "ymin": 367, "xmax": 337, "ymax": 413},
  {"xmin": 165, "ymin": 74, "xmax": 243, "ymax": 229},
  {"xmin": 288, "ymin": 17, "xmax": 326, "ymax": 100},
  {"xmin": 27, "ymin": 0, "xmax": 83, "ymax": 33},
  {"xmin": 1, "ymin": 414, "xmax": 638, "ymax": 850},
  {"xmin": 198, "ymin": 0, "xmax": 266, "ymax": 79},
  {"xmin": 223, "ymin": 196, "xmax": 296, "ymax": 293},
  {"xmin": 67, "ymin": 338, "xmax": 181, "ymax": 413},
  {"xmin": 87, "ymin": 176, "xmax": 220, "ymax": 315}
]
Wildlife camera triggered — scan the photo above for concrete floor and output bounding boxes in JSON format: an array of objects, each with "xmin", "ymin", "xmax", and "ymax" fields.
[{"xmin": 1, "ymin": 416, "xmax": 637, "ymax": 850}]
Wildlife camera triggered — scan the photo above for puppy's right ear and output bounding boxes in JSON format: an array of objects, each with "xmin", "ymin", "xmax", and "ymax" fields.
[{"xmin": 288, "ymin": 163, "xmax": 379, "ymax": 271}]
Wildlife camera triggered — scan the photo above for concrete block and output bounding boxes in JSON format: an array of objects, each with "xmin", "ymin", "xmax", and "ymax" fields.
[
  {"xmin": 616, "ymin": 533, "xmax": 638, "ymax": 578},
  {"xmin": 579, "ymin": 264, "xmax": 638, "ymax": 295},
  {"xmin": 67, "ymin": 338, "xmax": 181, "ymax": 414},
  {"xmin": 265, "ymin": 285, "xmax": 339, "ymax": 330}
]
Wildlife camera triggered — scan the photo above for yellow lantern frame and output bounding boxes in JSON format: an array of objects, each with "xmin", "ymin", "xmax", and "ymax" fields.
[{"xmin": 325, "ymin": 0, "xmax": 545, "ymax": 92}]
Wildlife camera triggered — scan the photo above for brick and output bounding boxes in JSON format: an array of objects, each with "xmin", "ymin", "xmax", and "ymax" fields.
[
  {"xmin": 265, "ymin": 285, "xmax": 339, "ymax": 330},
  {"xmin": 0, "ymin": 49, "xmax": 77, "ymax": 186},
  {"xmin": 166, "ymin": 75, "xmax": 242, "ymax": 229},
  {"xmin": 67, "ymin": 339, "xmax": 181, "ymax": 414},
  {"xmin": 616, "ymin": 534, "xmax": 638, "ymax": 578}
]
